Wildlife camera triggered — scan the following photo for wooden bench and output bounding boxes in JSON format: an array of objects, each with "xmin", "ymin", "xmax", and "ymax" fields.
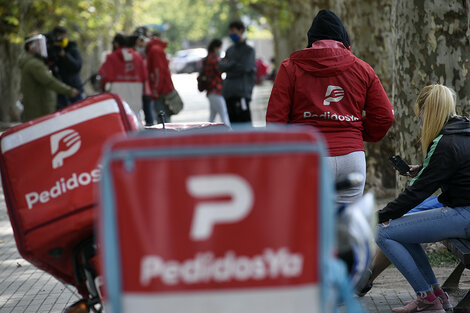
[{"xmin": 442, "ymin": 238, "xmax": 470, "ymax": 313}]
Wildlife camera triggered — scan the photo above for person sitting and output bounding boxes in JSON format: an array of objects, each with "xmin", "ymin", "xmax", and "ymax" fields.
[{"xmin": 376, "ymin": 84, "xmax": 470, "ymax": 313}]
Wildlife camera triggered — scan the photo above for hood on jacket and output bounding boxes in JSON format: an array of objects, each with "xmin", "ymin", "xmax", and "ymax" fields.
[
  {"xmin": 441, "ymin": 116, "xmax": 470, "ymax": 135},
  {"xmin": 289, "ymin": 40, "xmax": 356, "ymax": 77},
  {"xmin": 146, "ymin": 37, "xmax": 168, "ymax": 54},
  {"xmin": 307, "ymin": 9, "xmax": 350, "ymax": 49},
  {"xmin": 111, "ymin": 47, "xmax": 136, "ymax": 63}
]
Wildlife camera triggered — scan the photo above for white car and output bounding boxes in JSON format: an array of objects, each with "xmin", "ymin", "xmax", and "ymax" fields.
[{"xmin": 170, "ymin": 48, "xmax": 207, "ymax": 74}]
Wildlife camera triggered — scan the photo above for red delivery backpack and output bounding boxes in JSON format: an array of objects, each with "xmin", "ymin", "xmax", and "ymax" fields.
[
  {"xmin": 98, "ymin": 126, "xmax": 363, "ymax": 313},
  {"xmin": 0, "ymin": 93, "xmax": 140, "ymax": 296}
]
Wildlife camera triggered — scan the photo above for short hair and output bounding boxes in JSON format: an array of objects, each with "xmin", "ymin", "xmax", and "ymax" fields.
[
  {"xmin": 229, "ymin": 20, "xmax": 245, "ymax": 32},
  {"xmin": 207, "ymin": 39, "xmax": 222, "ymax": 53},
  {"xmin": 414, "ymin": 84, "xmax": 456, "ymax": 154},
  {"xmin": 52, "ymin": 26, "xmax": 67, "ymax": 36},
  {"xmin": 112, "ymin": 33, "xmax": 128, "ymax": 48}
]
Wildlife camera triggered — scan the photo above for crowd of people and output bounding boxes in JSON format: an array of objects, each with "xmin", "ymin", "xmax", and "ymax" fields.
[
  {"xmin": 18, "ymin": 10, "xmax": 470, "ymax": 313},
  {"xmin": 19, "ymin": 20, "xmax": 258, "ymax": 127}
]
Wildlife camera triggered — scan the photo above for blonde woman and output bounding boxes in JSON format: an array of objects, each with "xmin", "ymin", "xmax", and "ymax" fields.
[{"xmin": 377, "ymin": 84, "xmax": 470, "ymax": 313}]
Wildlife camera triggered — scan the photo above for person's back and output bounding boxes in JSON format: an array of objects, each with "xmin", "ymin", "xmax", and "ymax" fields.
[
  {"xmin": 266, "ymin": 10, "xmax": 394, "ymax": 205},
  {"xmin": 268, "ymin": 39, "xmax": 393, "ymax": 156},
  {"xmin": 98, "ymin": 35, "xmax": 145, "ymax": 116}
]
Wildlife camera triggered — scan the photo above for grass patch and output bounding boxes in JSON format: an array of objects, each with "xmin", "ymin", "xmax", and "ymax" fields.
[{"xmin": 428, "ymin": 250, "xmax": 458, "ymax": 267}]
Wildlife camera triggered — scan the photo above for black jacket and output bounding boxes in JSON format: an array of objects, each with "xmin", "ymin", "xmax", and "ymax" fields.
[
  {"xmin": 378, "ymin": 116, "xmax": 470, "ymax": 223},
  {"xmin": 55, "ymin": 41, "xmax": 83, "ymax": 92},
  {"xmin": 218, "ymin": 41, "xmax": 256, "ymax": 100}
]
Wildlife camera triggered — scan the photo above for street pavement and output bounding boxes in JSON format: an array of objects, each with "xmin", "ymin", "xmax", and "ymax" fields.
[{"xmin": 1, "ymin": 73, "xmax": 469, "ymax": 312}]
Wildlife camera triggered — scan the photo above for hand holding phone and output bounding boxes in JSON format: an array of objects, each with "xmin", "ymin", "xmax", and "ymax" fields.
[{"xmin": 388, "ymin": 155, "xmax": 411, "ymax": 175}]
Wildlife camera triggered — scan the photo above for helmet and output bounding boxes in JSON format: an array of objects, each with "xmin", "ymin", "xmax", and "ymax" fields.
[
  {"xmin": 25, "ymin": 34, "xmax": 48, "ymax": 58},
  {"xmin": 336, "ymin": 192, "xmax": 376, "ymax": 290}
]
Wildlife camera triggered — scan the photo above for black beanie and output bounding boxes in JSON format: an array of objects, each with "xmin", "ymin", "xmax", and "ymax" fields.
[{"xmin": 307, "ymin": 10, "xmax": 350, "ymax": 49}]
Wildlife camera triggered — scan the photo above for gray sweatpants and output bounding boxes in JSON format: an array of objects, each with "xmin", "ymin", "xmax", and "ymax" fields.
[{"xmin": 325, "ymin": 151, "xmax": 366, "ymax": 205}]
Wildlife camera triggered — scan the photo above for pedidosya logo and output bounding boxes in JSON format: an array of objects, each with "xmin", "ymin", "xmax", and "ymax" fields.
[
  {"xmin": 23, "ymin": 129, "xmax": 101, "ymax": 210},
  {"xmin": 323, "ymin": 85, "xmax": 344, "ymax": 106},
  {"xmin": 51, "ymin": 129, "xmax": 81, "ymax": 169}
]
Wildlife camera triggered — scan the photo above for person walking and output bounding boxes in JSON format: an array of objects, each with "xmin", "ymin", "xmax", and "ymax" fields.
[
  {"xmin": 266, "ymin": 9, "xmax": 394, "ymax": 204},
  {"xmin": 48, "ymin": 26, "xmax": 85, "ymax": 109},
  {"xmin": 146, "ymin": 32, "xmax": 178, "ymax": 123},
  {"xmin": 376, "ymin": 84, "xmax": 470, "ymax": 313},
  {"xmin": 218, "ymin": 20, "xmax": 256, "ymax": 124},
  {"xmin": 202, "ymin": 39, "xmax": 230, "ymax": 126},
  {"xmin": 19, "ymin": 33, "xmax": 78, "ymax": 122},
  {"xmin": 132, "ymin": 26, "xmax": 155, "ymax": 126}
]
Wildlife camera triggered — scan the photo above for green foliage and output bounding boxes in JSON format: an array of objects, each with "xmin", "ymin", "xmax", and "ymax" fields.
[
  {"xmin": 1, "ymin": 0, "xmax": 268, "ymax": 53},
  {"xmin": 134, "ymin": 0, "xmax": 234, "ymax": 53}
]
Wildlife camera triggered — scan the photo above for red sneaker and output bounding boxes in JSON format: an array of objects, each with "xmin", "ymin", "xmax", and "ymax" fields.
[{"xmin": 437, "ymin": 291, "xmax": 452, "ymax": 311}]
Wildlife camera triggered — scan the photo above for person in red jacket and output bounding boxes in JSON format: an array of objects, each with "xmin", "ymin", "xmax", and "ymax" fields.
[
  {"xmin": 146, "ymin": 33, "xmax": 175, "ymax": 123},
  {"xmin": 98, "ymin": 33, "xmax": 146, "ymax": 121},
  {"xmin": 266, "ymin": 9, "xmax": 394, "ymax": 204}
]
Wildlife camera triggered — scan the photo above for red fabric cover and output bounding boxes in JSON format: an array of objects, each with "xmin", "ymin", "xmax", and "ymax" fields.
[
  {"xmin": 0, "ymin": 93, "xmax": 137, "ymax": 296},
  {"xmin": 101, "ymin": 129, "xmax": 322, "ymax": 294}
]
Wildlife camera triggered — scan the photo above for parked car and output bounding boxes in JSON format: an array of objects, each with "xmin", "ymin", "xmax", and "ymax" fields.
[{"xmin": 170, "ymin": 48, "xmax": 207, "ymax": 74}]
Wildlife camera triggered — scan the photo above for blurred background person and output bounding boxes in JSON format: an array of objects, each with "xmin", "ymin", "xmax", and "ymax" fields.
[
  {"xmin": 20, "ymin": 33, "xmax": 78, "ymax": 122},
  {"xmin": 219, "ymin": 20, "xmax": 256, "ymax": 125},
  {"xmin": 146, "ymin": 31, "xmax": 176, "ymax": 123},
  {"xmin": 47, "ymin": 26, "xmax": 85, "ymax": 109},
  {"xmin": 98, "ymin": 33, "xmax": 146, "ymax": 121},
  {"xmin": 132, "ymin": 26, "xmax": 155, "ymax": 126},
  {"xmin": 203, "ymin": 39, "xmax": 231, "ymax": 126}
]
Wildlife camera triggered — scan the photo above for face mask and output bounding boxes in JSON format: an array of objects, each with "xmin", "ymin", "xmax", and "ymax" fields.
[
  {"xmin": 60, "ymin": 37, "xmax": 69, "ymax": 48},
  {"xmin": 229, "ymin": 33, "xmax": 241, "ymax": 43}
]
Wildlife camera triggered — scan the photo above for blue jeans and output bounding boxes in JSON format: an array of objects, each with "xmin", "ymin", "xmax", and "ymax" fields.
[{"xmin": 377, "ymin": 205, "xmax": 470, "ymax": 294}]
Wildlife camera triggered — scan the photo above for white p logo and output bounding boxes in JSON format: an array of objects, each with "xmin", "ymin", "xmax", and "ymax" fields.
[
  {"xmin": 187, "ymin": 175, "xmax": 254, "ymax": 241},
  {"xmin": 323, "ymin": 85, "xmax": 344, "ymax": 105},
  {"xmin": 50, "ymin": 129, "xmax": 81, "ymax": 169}
]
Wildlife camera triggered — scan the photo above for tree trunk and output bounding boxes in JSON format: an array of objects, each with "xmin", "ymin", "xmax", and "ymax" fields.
[
  {"xmin": 0, "ymin": 39, "xmax": 22, "ymax": 125},
  {"xmin": 332, "ymin": 0, "xmax": 398, "ymax": 196},
  {"xmin": 391, "ymin": 0, "xmax": 470, "ymax": 191}
]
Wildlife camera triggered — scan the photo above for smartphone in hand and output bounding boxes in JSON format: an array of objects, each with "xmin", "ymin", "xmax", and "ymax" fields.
[{"xmin": 388, "ymin": 155, "xmax": 411, "ymax": 175}]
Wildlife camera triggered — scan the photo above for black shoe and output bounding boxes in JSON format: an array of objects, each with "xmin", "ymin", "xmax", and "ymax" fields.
[{"xmin": 357, "ymin": 283, "xmax": 373, "ymax": 297}]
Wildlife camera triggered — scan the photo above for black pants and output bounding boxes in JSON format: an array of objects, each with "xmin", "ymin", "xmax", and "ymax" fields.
[
  {"xmin": 142, "ymin": 95, "xmax": 155, "ymax": 126},
  {"xmin": 225, "ymin": 97, "xmax": 252, "ymax": 124}
]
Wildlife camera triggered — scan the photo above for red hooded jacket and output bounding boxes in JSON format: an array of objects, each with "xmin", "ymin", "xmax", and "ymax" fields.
[
  {"xmin": 98, "ymin": 47, "xmax": 146, "ymax": 114},
  {"xmin": 98, "ymin": 47, "xmax": 146, "ymax": 85},
  {"xmin": 266, "ymin": 40, "xmax": 394, "ymax": 156},
  {"xmin": 146, "ymin": 38, "xmax": 174, "ymax": 100}
]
